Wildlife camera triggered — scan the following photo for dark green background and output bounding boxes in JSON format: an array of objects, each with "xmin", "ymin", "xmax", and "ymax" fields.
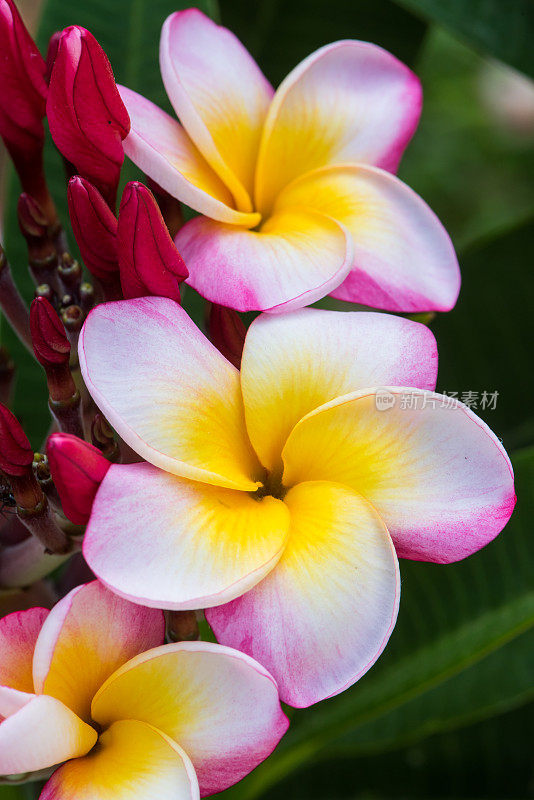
[{"xmin": 1, "ymin": 0, "xmax": 533, "ymax": 798}]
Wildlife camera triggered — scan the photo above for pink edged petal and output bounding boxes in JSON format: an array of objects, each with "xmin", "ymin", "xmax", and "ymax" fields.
[
  {"xmin": 255, "ymin": 40, "xmax": 422, "ymax": 215},
  {"xmin": 275, "ymin": 165, "xmax": 459, "ymax": 312},
  {"xmin": 91, "ymin": 641, "xmax": 289, "ymax": 796},
  {"xmin": 79, "ymin": 297, "xmax": 263, "ymax": 491},
  {"xmin": 282, "ymin": 389, "xmax": 516, "ymax": 563},
  {"xmin": 118, "ymin": 85, "xmax": 260, "ymax": 227},
  {"xmin": 176, "ymin": 209, "xmax": 354, "ymax": 313},
  {"xmin": 0, "ymin": 686, "xmax": 34, "ymax": 719},
  {"xmin": 0, "ymin": 607, "xmax": 48, "ymax": 692},
  {"xmin": 84, "ymin": 462, "xmax": 290, "ymax": 610},
  {"xmin": 0, "ymin": 695, "xmax": 97, "ymax": 776},
  {"xmin": 241, "ymin": 308, "xmax": 437, "ymax": 472},
  {"xmin": 32, "ymin": 581, "xmax": 164, "ymax": 723},
  {"xmin": 160, "ymin": 9, "xmax": 273, "ymax": 210},
  {"xmin": 40, "ymin": 719, "xmax": 199, "ymax": 800},
  {"xmin": 208, "ymin": 481, "xmax": 399, "ymax": 707}
]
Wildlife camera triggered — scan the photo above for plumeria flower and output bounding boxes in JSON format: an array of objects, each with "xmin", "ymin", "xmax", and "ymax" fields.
[
  {"xmin": 117, "ymin": 9, "xmax": 460, "ymax": 314},
  {"xmin": 76, "ymin": 298, "xmax": 515, "ymax": 707},
  {"xmin": 0, "ymin": 581, "xmax": 288, "ymax": 798}
]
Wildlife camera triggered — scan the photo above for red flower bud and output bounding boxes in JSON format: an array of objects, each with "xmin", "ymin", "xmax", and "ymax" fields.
[
  {"xmin": 0, "ymin": 403, "xmax": 33, "ymax": 477},
  {"xmin": 30, "ymin": 297, "xmax": 70, "ymax": 367},
  {"xmin": 47, "ymin": 433, "xmax": 110, "ymax": 525},
  {"xmin": 208, "ymin": 304, "xmax": 247, "ymax": 369},
  {"xmin": 67, "ymin": 176, "xmax": 119, "ymax": 283},
  {"xmin": 47, "ymin": 26, "xmax": 130, "ymax": 209},
  {"xmin": 45, "ymin": 30, "xmax": 61, "ymax": 84},
  {"xmin": 0, "ymin": 0, "xmax": 53, "ymax": 213},
  {"xmin": 117, "ymin": 182, "xmax": 188, "ymax": 301}
]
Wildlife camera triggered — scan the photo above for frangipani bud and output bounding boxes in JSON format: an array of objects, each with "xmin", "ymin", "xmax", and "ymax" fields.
[
  {"xmin": 67, "ymin": 176, "xmax": 121, "ymax": 296},
  {"xmin": 30, "ymin": 296, "xmax": 70, "ymax": 367},
  {"xmin": 0, "ymin": 404, "xmax": 33, "ymax": 478},
  {"xmin": 117, "ymin": 181, "xmax": 188, "ymax": 301},
  {"xmin": 0, "ymin": 0, "xmax": 54, "ymax": 216},
  {"xmin": 208, "ymin": 304, "xmax": 247, "ymax": 369},
  {"xmin": 47, "ymin": 433, "xmax": 110, "ymax": 525},
  {"xmin": 47, "ymin": 26, "xmax": 130, "ymax": 209}
]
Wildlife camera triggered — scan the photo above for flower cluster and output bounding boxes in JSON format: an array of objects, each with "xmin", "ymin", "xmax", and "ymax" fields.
[{"xmin": 0, "ymin": 2, "xmax": 516, "ymax": 798}]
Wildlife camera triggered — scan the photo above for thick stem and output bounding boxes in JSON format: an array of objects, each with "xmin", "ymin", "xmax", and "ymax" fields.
[{"xmin": 49, "ymin": 392, "xmax": 84, "ymax": 439}]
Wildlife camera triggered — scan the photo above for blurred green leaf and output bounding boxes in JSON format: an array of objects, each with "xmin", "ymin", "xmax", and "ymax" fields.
[
  {"xmin": 1, "ymin": 0, "xmax": 217, "ymax": 446},
  {"xmin": 433, "ymin": 217, "xmax": 534, "ymax": 452},
  {"xmin": 260, "ymin": 701, "xmax": 534, "ymax": 799},
  {"xmin": 219, "ymin": 0, "xmax": 427, "ymax": 86},
  {"xmin": 225, "ymin": 446, "xmax": 533, "ymax": 800},
  {"xmin": 392, "ymin": 0, "xmax": 534, "ymax": 78},
  {"xmin": 399, "ymin": 29, "xmax": 534, "ymax": 252}
]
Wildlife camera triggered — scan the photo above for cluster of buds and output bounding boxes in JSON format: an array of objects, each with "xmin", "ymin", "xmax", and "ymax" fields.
[{"xmin": 0, "ymin": 0, "xmax": 223, "ymax": 619}]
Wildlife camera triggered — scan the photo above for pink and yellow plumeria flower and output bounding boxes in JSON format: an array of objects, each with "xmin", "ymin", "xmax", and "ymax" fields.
[
  {"xmin": 0, "ymin": 581, "xmax": 288, "ymax": 798},
  {"xmin": 118, "ymin": 9, "xmax": 460, "ymax": 314},
  {"xmin": 78, "ymin": 298, "xmax": 515, "ymax": 708}
]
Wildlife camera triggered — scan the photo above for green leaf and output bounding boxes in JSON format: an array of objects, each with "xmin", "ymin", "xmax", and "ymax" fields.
[
  {"xmin": 391, "ymin": 0, "xmax": 534, "ymax": 79},
  {"xmin": 433, "ymin": 217, "xmax": 534, "ymax": 452},
  {"xmin": 219, "ymin": 0, "xmax": 427, "ymax": 87},
  {"xmin": 1, "ymin": 0, "xmax": 217, "ymax": 446},
  {"xmin": 224, "ymin": 446, "xmax": 533, "ymax": 800}
]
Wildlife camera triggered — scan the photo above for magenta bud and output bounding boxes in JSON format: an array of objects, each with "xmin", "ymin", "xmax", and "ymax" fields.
[
  {"xmin": 117, "ymin": 181, "xmax": 188, "ymax": 301},
  {"xmin": 30, "ymin": 297, "xmax": 70, "ymax": 367},
  {"xmin": 44, "ymin": 30, "xmax": 61, "ymax": 84},
  {"xmin": 47, "ymin": 433, "xmax": 111, "ymax": 525},
  {"xmin": 47, "ymin": 26, "xmax": 130, "ymax": 209},
  {"xmin": 0, "ymin": 0, "xmax": 53, "ymax": 210},
  {"xmin": 208, "ymin": 304, "xmax": 247, "ymax": 369},
  {"xmin": 0, "ymin": 404, "xmax": 33, "ymax": 477},
  {"xmin": 67, "ymin": 176, "xmax": 119, "ymax": 282}
]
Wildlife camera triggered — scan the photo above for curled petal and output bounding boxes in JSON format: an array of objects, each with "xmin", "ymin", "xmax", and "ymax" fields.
[
  {"xmin": 177, "ymin": 209, "xmax": 353, "ymax": 313},
  {"xmin": 119, "ymin": 85, "xmax": 260, "ymax": 227},
  {"xmin": 117, "ymin": 181, "xmax": 188, "ymax": 301},
  {"xmin": 47, "ymin": 433, "xmax": 111, "ymax": 525},
  {"xmin": 47, "ymin": 26, "xmax": 130, "ymax": 207},
  {"xmin": 255, "ymin": 40, "xmax": 421, "ymax": 214},
  {"xmin": 282, "ymin": 389, "xmax": 516, "ymax": 563},
  {"xmin": 41, "ymin": 719, "xmax": 200, "ymax": 800},
  {"xmin": 208, "ymin": 481, "xmax": 400, "ymax": 707},
  {"xmin": 0, "ymin": 607, "xmax": 49, "ymax": 692},
  {"xmin": 79, "ymin": 297, "xmax": 262, "ymax": 491},
  {"xmin": 84, "ymin": 462, "xmax": 289, "ymax": 610},
  {"xmin": 275, "ymin": 164, "xmax": 460, "ymax": 312},
  {"xmin": 92, "ymin": 641, "xmax": 289, "ymax": 796},
  {"xmin": 32, "ymin": 581, "xmax": 165, "ymax": 723},
  {"xmin": 160, "ymin": 8, "xmax": 273, "ymax": 210},
  {"xmin": 241, "ymin": 308, "xmax": 437, "ymax": 472},
  {"xmin": 0, "ymin": 695, "xmax": 97, "ymax": 775}
]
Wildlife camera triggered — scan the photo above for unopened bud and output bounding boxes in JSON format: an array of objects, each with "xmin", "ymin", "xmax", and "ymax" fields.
[
  {"xmin": 47, "ymin": 433, "xmax": 111, "ymax": 525},
  {"xmin": 118, "ymin": 181, "xmax": 188, "ymax": 301},
  {"xmin": 30, "ymin": 296, "xmax": 70, "ymax": 368},
  {"xmin": 0, "ymin": 404, "xmax": 33, "ymax": 478},
  {"xmin": 67, "ymin": 176, "xmax": 121, "ymax": 298},
  {"xmin": 47, "ymin": 26, "xmax": 130, "ymax": 208},
  {"xmin": 0, "ymin": 0, "xmax": 55, "ymax": 219},
  {"xmin": 208, "ymin": 304, "xmax": 247, "ymax": 369}
]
